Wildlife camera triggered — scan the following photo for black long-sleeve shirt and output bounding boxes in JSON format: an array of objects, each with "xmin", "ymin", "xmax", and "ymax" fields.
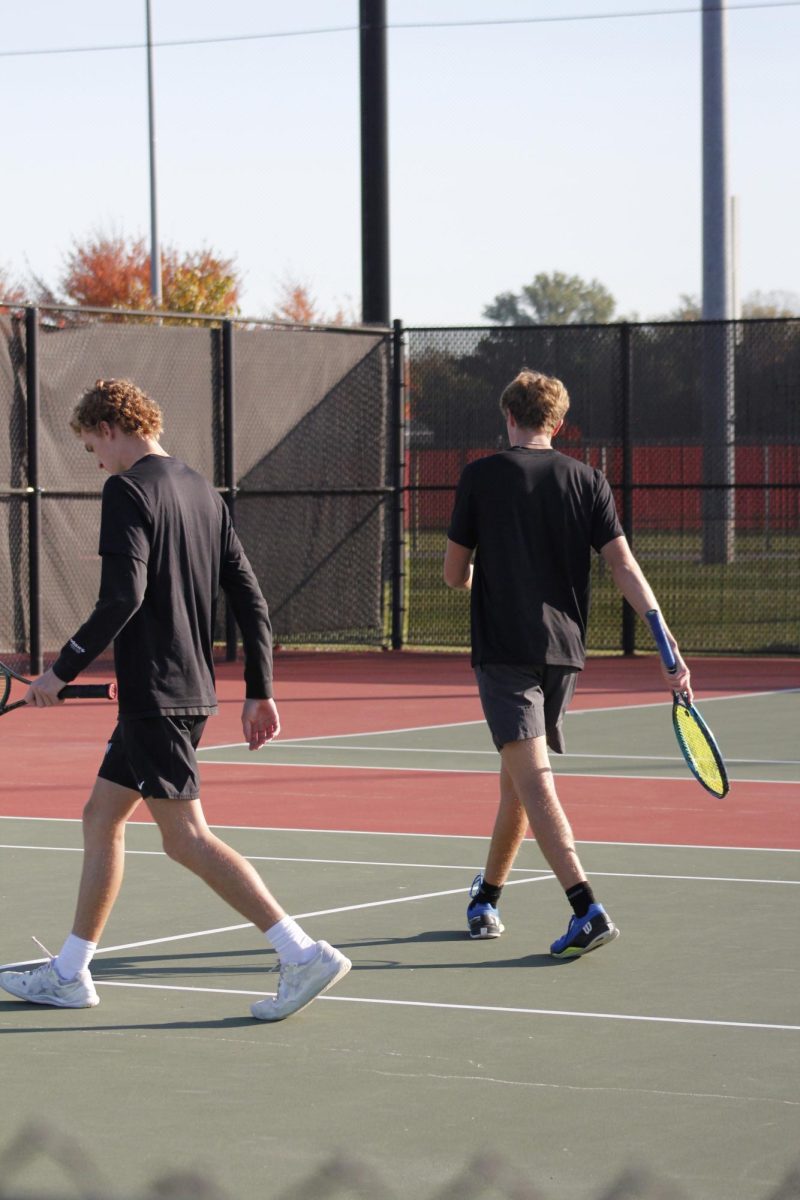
[{"xmin": 52, "ymin": 455, "xmax": 273, "ymax": 718}]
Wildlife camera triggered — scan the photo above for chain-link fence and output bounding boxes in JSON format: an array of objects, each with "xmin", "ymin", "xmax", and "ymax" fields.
[
  {"xmin": 0, "ymin": 307, "xmax": 393, "ymax": 673},
  {"xmin": 403, "ymin": 320, "xmax": 800, "ymax": 655},
  {"xmin": 2, "ymin": 308, "xmax": 799, "ymax": 670}
]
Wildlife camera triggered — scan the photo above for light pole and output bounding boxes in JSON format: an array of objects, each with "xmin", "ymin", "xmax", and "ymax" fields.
[
  {"xmin": 146, "ymin": 0, "xmax": 162, "ymax": 307},
  {"xmin": 701, "ymin": 0, "xmax": 735, "ymax": 564},
  {"xmin": 359, "ymin": 0, "xmax": 390, "ymax": 326}
]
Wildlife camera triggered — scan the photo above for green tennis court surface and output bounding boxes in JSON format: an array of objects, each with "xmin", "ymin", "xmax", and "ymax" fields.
[
  {"xmin": 198, "ymin": 689, "xmax": 800, "ymax": 785},
  {"xmin": 1, "ymin": 817, "xmax": 798, "ymax": 1199}
]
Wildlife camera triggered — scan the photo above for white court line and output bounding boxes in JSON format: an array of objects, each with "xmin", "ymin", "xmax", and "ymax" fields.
[
  {"xmin": 197, "ymin": 756, "xmax": 800, "ymax": 785},
  {"xmin": 198, "ymin": 686, "xmax": 800, "ymax": 753},
  {"xmin": 1, "ymin": 845, "xmax": 797, "ymax": 889},
  {"xmin": 90, "ymin": 981, "xmax": 800, "ymax": 1034},
  {"xmin": 4, "ymin": 860, "xmax": 799, "ymax": 976},
  {"xmin": 0, "ymin": 875, "xmax": 552, "ymax": 969},
  {"xmin": 201, "ymin": 743, "xmax": 800, "ymax": 767},
  {"xmin": 1, "ymin": 814, "xmax": 798, "ymax": 853}
]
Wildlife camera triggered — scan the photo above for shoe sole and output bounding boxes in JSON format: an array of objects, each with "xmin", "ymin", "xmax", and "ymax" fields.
[
  {"xmin": 0, "ymin": 983, "xmax": 99, "ymax": 1008},
  {"xmin": 251, "ymin": 955, "xmax": 352, "ymax": 1022},
  {"xmin": 468, "ymin": 923, "xmax": 505, "ymax": 939},
  {"xmin": 550, "ymin": 925, "xmax": 620, "ymax": 959}
]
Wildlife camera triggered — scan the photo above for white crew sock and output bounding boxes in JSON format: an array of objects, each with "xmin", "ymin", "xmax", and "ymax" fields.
[
  {"xmin": 265, "ymin": 917, "xmax": 317, "ymax": 965},
  {"xmin": 54, "ymin": 934, "xmax": 97, "ymax": 982}
]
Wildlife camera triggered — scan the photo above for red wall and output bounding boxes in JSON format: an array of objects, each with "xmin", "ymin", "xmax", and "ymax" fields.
[{"xmin": 408, "ymin": 446, "xmax": 800, "ymax": 531}]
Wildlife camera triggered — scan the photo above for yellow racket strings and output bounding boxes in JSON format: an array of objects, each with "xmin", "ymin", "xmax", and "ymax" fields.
[{"xmin": 674, "ymin": 705, "xmax": 726, "ymax": 796}]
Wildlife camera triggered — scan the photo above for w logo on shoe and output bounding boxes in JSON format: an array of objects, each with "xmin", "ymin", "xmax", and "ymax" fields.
[{"xmin": 581, "ymin": 920, "xmax": 593, "ymax": 935}]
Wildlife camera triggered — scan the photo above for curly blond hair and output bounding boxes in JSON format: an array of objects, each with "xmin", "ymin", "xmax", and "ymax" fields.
[
  {"xmin": 499, "ymin": 369, "xmax": 570, "ymax": 432},
  {"xmin": 70, "ymin": 379, "xmax": 163, "ymax": 438}
]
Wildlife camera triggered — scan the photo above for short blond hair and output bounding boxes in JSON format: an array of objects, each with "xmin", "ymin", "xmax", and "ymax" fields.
[
  {"xmin": 499, "ymin": 370, "xmax": 570, "ymax": 432},
  {"xmin": 70, "ymin": 379, "xmax": 163, "ymax": 438}
]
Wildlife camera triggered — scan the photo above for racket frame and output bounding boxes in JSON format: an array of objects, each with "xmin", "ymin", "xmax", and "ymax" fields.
[{"xmin": 644, "ymin": 609, "xmax": 730, "ymax": 799}]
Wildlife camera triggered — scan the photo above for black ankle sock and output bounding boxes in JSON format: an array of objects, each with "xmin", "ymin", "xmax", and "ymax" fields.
[
  {"xmin": 566, "ymin": 882, "xmax": 596, "ymax": 919},
  {"xmin": 475, "ymin": 880, "xmax": 503, "ymax": 907}
]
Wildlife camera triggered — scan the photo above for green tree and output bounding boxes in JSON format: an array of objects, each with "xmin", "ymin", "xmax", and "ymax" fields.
[
  {"xmin": 663, "ymin": 293, "xmax": 701, "ymax": 321},
  {"xmin": 741, "ymin": 290, "xmax": 800, "ymax": 318},
  {"xmin": 483, "ymin": 271, "xmax": 617, "ymax": 325},
  {"xmin": 660, "ymin": 289, "xmax": 800, "ymax": 321}
]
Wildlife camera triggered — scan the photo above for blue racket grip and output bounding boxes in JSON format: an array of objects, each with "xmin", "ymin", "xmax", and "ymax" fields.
[{"xmin": 645, "ymin": 608, "xmax": 678, "ymax": 674}]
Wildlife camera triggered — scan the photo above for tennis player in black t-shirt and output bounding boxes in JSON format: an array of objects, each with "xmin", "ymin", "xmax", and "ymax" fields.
[
  {"xmin": 445, "ymin": 369, "xmax": 691, "ymax": 956},
  {"xmin": 0, "ymin": 379, "xmax": 350, "ymax": 1019}
]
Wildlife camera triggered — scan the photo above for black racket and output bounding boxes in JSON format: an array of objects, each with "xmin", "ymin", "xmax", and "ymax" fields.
[
  {"xmin": 0, "ymin": 660, "xmax": 117, "ymax": 717},
  {"xmin": 644, "ymin": 610, "xmax": 730, "ymax": 799}
]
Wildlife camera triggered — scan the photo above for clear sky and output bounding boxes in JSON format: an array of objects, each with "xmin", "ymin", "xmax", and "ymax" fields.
[{"xmin": 1, "ymin": 1, "xmax": 798, "ymax": 325}]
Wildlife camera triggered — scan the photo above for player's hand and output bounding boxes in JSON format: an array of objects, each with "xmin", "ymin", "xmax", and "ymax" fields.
[
  {"xmin": 24, "ymin": 667, "xmax": 68, "ymax": 708},
  {"xmin": 663, "ymin": 652, "xmax": 692, "ymax": 703},
  {"xmin": 242, "ymin": 697, "xmax": 280, "ymax": 751}
]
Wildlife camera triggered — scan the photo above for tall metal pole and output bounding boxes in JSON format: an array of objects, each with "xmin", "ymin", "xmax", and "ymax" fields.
[
  {"xmin": 146, "ymin": 0, "xmax": 163, "ymax": 307},
  {"xmin": 221, "ymin": 321, "xmax": 238, "ymax": 662},
  {"xmin": 390, "ymin": 320, "xmax": 406, "ymax": 650},
  {"xmin": 702, "ymin": 0, "xmax": 730, "ymax": 326},
  {"xmin": 701, "ymin": 0, "xmax": 735, "ymax": 563},
  {"xmin": 25, "ymin": 307, "xmax": 42, "ymax": 676},
  {"xmin": 360, "ymin": 0, "xmax": 390, "ymax": 326}
]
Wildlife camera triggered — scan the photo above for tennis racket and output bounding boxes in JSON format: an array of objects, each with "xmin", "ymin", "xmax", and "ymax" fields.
[
  {"xmin": 644, "ymin": 610, "xmax": 729, "ymax": 798},
  {"xmin": 0, "ymin": 660, "xmax": 117, "ymax": 717}
]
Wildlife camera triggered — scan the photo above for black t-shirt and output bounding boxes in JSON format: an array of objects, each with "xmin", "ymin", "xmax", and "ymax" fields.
[
  {"xmin": 447, "ymin": 447, "xmax": 624, "ymax": 669},
  {"xmin": 53, "ymin": 455, "xmax": 273, "ymax": 717}
]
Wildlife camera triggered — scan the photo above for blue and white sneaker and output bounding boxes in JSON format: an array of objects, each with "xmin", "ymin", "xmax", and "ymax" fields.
[
  {"xmin": 467, "ymin": 873, "xmax": 505, "ymax": 939},
  {"xmin": 550, "ymin": 903, "xmax": 619, "ymax": 958}
]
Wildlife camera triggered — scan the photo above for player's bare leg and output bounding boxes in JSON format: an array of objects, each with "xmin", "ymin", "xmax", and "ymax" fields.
[
  {"xmin": 501, "ymin": 736, "xmax": 619, "ymax": 957},
  {"xmin": 146, "ymin": 796, "xmax": 351, "ymax": 1020},
  {"xmin": 0, "ymin": 778, "xmax": 140, "ymax": 1008},
  {"xmin": 500, "ymin": 736, "xmax": 584, "ymax": 888},
  {"xmin": 146, "ymin": 797, "xmax": 286, "ymax": 930},
  {"xmin": 72, "ymin": 777, "xmax": 143, "ymax": 942},
  {"xmin": 484, "ymin": 762, "xmax": 529, "ymax": 885}
]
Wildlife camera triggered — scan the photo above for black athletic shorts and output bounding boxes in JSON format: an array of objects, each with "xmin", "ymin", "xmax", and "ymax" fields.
[
  {"xmin": 98, "ymin": 716, "xmax": 208, "ymax": 800},
  {"xmin": 475, "ymin": 664, "xmax": 578, "ymax": 753}
]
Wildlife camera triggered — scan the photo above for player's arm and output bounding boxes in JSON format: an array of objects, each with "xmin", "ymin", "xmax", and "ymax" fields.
[
  {"xmin": 26, "ymin": 555, "xmax": 146, "ymax": 707},
  {"xmin": 443, "ymin": 539, "xmax": 473, "ymax": 590},
  {"xmin": 600, "ymin": 535, "xmax": 692, "ymax": 700},
  {"xmin": 219, "ymin": 517, "xmax": 278, "ymax": 747}
]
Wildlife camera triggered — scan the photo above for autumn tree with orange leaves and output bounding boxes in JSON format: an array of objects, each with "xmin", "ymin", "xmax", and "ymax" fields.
[
  {"xmin": 0, "ymin": 264, "xmax": 26, "ymax": 312},
  {"xmin": 60, "ymin": 233, "xmax": 240, "ymax": 318},
  {"xmin": 269, "ymin": 278, "xmax": 356, "ymax": 326}
]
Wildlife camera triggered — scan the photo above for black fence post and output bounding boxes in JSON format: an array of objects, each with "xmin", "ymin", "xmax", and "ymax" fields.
[
  {"xmin": 620, "ymin": 322, "xmax": 636, "ymax": 656},
  {"xmin": 391, "ymin": 319, "xmax": 406, "ymax": 650},
  {"xmin": 25, "ymin": 307, "xmax": 42, "ymax": 676},
  {"xmin": 222, "ymin": 319, "xmax": 238, "ymax": 662}
]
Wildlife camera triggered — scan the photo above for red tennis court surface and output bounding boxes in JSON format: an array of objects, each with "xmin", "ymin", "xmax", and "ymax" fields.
[{"xmin": 2, "ymin": 652, "xmax": 797, "ymax": 849}]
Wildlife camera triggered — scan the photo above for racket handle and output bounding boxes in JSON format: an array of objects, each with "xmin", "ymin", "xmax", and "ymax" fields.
[
  {"xmin": 58, "ymin": 682, "xmax": 118, "ymax": 700},
  {"xmin": 645, "ymin": 609, "xmax": 677, "ymax": 674}
]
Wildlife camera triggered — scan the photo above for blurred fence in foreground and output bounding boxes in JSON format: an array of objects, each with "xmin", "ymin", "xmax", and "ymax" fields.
[{"xmin": 2, "ymin": 1122, "xmax": 799, "ymax": 1200}]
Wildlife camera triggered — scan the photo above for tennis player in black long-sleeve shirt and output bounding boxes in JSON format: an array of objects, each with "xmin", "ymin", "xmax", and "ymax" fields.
[{"xmin": 0, "ymin": 379, "xmax": 350, "ymax": 1020}]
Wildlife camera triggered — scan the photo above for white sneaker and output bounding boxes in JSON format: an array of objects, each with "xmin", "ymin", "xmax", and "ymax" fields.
[
  {"xmin": 0, "ymin": 960, "xmax": 99, "ymax": 1008},
  {"xmin": 251, "ymin": 941, "xmax": 351, "ymax": 1022}
]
